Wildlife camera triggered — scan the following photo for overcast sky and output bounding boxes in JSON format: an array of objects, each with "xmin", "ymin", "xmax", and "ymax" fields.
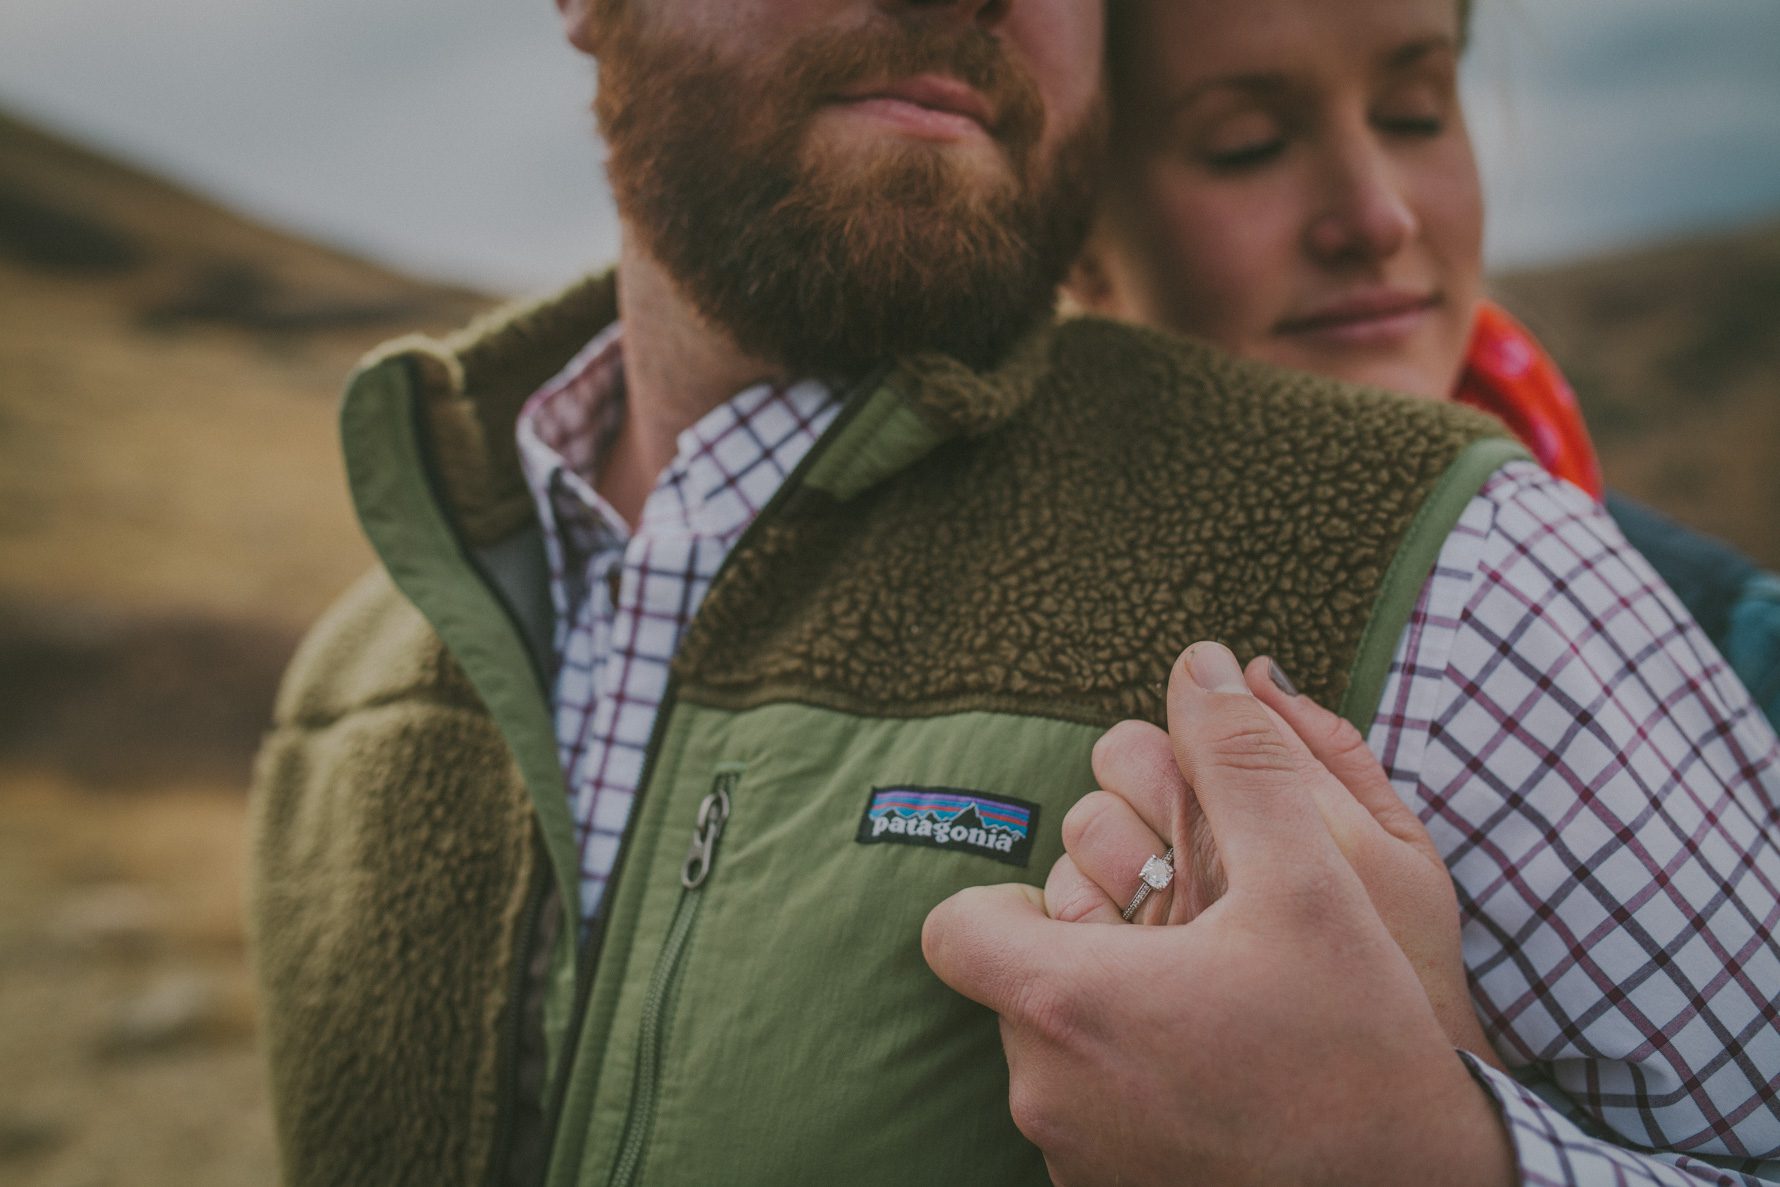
[{"xmin": 3, "ymin": 0, "xmax": 1778, "ymax": 293}]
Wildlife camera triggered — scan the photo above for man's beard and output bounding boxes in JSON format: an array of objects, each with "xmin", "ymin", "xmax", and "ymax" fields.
[{"xmin": 594, "ymin": 16, "xmax": 1107, "ymax": 376}]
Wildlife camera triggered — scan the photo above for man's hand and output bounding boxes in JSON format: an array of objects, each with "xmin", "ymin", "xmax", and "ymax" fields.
[
  {"xmin": 922, "ymin": 643, "xmax": 1518, "ymax": 1187},
  {"xmin": 1046, "ymin": 649, "xmax": 1504, "ymax": 1069}
]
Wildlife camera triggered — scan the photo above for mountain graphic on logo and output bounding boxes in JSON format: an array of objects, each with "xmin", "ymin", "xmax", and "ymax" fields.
[{"xmin": 943, "ymin": 803, "xmax": 1012, "ymax": 835}]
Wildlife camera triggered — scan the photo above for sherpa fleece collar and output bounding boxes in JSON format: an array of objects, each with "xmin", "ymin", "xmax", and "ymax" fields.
[{"xmin": 345, "ymin": 269, "xmax": 1056, "ymax": 549}]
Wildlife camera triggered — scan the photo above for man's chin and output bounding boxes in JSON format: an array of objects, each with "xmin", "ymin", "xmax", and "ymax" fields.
[{"xmin": 801, "ymin": 117, "xmax": 1015, "ymax": 192}]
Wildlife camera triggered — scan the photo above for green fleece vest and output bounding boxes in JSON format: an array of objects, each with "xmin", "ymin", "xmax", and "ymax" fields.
[{"xmin": 248, "ymin": 273, "xmax": 1526, "ymax": 1187}]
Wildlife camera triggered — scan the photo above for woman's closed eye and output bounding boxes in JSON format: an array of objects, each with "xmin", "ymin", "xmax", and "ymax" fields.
[
  {"xmin": 1373, "ymin": 72, "xmax": 1456, "ymax": 140},
  {"xmin": 1192, "ymin": 111, "xmax": 1289, "ymax": 171},
  {"xmin": 1204, "ymin": 138, "xmax": 1287, "ymax": 170}
]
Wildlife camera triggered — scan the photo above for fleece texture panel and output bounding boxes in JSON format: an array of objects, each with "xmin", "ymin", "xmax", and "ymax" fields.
[
  {"xmin": 677, "ymin": 316, "xmax": 1515, "ymax": 727},
  {"xmin": 249, "ymin": 570, "xmax": 541, "ymax": 1186}
]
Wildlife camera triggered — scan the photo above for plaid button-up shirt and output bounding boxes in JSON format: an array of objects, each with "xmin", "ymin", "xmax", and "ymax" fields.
[
  {"xmin": 517, "ymin": 327, "xmax": 1780, "ymax": 1186},
  {"xmin": 516, "ymin": 323, "xmax": 843, "ymax": 920}
]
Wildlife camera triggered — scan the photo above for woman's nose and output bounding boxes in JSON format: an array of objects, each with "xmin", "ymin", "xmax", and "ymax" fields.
[{"xmin": 1305, "ymin": 139, "xmax": 1420, "ymax": 265}]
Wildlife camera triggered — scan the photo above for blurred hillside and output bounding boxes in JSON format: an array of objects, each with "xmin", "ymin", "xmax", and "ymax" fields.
[
  {"xmin": 0, "ymin": 111, "xmax": 490, "ymax": 1186},
  {"xmin": 0, "ymin": 111, "xmax": 489, "ymax": 788},
  {"xmin": 0, "ymin": 112, "xmax": 1775, "ymax": 1186},
  {"xmin": 1494, "ymin": 227, "xmax": 1780, "ymax": 570}
]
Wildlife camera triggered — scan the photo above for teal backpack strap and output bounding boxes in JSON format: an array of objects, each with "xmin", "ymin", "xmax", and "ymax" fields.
[
  {"xmin": 1339, "ymin": 438, "xmax": 1531, "ymax": 731},
  {"xmin": 1726, "ymin": 572, "xmax": 1780, "ymax": 732}
]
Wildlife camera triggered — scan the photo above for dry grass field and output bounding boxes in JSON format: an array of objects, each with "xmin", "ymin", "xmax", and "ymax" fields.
[
  {"xmin": 0, "ymin": 107, "xmax": 1774, "ymax": 1185},
  {"xmin": 1494, "ymin": 229, "xmax": 1780, "ymax": 570},
  {"xmin": 0, "ymin": 112, "xmax": 486, "ymax": 1185}
]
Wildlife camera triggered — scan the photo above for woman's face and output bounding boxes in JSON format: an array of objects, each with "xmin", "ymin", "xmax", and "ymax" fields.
[{"xmin": 1078, "ymin": 0, "xmax": 1483, "ymax": 399}]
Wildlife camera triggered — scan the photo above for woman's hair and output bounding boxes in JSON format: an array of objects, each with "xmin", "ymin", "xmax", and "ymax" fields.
[{"xmin": 1109, "ymin": 0, "xmax": 1477, "ymax": 77}]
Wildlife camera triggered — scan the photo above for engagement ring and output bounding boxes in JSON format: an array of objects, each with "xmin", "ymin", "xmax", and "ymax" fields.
[{"xmin": 1121, "ymin": 847, "xmax": 1175, "ymax": 921}]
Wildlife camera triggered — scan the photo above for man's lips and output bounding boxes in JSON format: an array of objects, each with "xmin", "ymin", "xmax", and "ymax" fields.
[
  {"xmin": 1275, "ymin": 291, "xmax": 1441, "ymax": 346},
  {"xmin": 827, "ymin": 74, "xmax": 995, "ymax": 141}
]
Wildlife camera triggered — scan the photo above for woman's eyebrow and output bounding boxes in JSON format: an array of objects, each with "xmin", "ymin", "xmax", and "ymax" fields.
[{"xmin": 1381, "ymin": 36, "xmax": 1459, "ymax": 71}]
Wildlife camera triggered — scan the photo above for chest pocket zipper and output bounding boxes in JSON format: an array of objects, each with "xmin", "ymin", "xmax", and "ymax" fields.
[{"xmin": 607, "ymin": 766, "xmax": 740, "ymax": 1187}]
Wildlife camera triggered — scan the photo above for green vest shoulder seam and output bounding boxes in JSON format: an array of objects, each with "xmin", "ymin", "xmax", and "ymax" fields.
[{"xmin": 1339, "ymin": 438, "xmax": 1532, "ymax": 730}]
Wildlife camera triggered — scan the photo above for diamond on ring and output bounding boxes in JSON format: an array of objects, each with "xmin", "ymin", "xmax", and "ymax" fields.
[{"xmin": 1121, "ymin": 847, "xmax": 1175, "ymax": 921}]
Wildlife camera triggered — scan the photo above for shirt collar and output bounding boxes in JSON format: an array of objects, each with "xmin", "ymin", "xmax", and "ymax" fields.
[{"xmin": 516, "ymin": 322, "xmax": 841, "ymax": 544}]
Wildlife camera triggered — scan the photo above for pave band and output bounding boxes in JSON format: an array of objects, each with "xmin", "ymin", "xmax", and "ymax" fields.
[{"xmin": 1121, "ymin": 847, "xmax": 1176, "ymax": 921}]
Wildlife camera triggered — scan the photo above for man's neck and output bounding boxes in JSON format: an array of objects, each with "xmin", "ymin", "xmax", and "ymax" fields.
[{"xmin": 601, "ymin": 234, "xmax": 785, "ymax": 528}]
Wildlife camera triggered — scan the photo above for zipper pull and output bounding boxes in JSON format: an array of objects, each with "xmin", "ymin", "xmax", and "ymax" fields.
[{"xmin": 680, "ymin": 772, "xmax": 736, "ymax": 890}]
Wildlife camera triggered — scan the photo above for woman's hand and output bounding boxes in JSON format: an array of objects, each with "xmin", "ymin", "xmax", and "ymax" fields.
[{"xmin": 1045, "ymin": 644, "xmax": 1505, "ymax": 1071}]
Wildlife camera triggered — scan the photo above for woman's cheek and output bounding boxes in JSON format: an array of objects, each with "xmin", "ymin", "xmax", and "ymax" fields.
[
  {"xmin": 1149, "ymin": 184, "xmax": 1291, "ymax": 351},
  {"xmin": 1419, "ymin": 139, "xmax": 1486, "ymax": 281}
]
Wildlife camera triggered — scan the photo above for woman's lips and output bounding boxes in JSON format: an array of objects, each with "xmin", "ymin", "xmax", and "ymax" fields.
[
  {"xmin": 826, "ymin": 75, "xmax": 994, "ymax": 143},
  {"xmin": 1275, "ymin": 292, "xmax": 1441, "ymax": 348}
]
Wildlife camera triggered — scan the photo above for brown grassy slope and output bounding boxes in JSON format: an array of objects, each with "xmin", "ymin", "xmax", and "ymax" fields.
[
  {"xmin": 1, "ymin": 772, "xmax": 273, "ymax": 1187},
  {"xmin": 0, "ymin": 111, "xmax": 495, "ymax": 786},
  {"xmin": 0, "ymin": 112, "xmax": 501, "ymax": 1187},
  {"xmin": 0, "ymin": 110, "xmax": 491, "ymax": 630},
  {"xmin": 1492, "ymin": 220, "xmax": 1780, "ymax": 571}
]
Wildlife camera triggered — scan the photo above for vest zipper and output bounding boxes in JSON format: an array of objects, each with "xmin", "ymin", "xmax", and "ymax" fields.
[
  {"xmin": 606, "ymin": 769, "xmax": 739, "ymax": 1187},
  {"xmin": 532, "ymin": 366, "xmax": 890, "ymax": 1187}
]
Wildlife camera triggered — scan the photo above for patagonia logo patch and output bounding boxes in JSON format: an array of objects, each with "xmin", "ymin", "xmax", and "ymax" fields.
[{"xmin": 856, "ymin": 786, "xmax": 1040, "ymax": 868}]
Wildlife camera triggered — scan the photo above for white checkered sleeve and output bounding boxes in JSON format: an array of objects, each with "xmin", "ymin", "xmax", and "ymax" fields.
[
  {"xmin": 1372, "ymin": 461, "xmax": 1780, "ymax": 1183},
  {"xmin": 1461, "ymin": 1055, "xmax": 1780, "ymax": 1185}
]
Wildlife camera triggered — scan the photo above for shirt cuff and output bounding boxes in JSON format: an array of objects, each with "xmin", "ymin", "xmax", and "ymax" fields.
[{"xmin": 1458, "ymin": 1053, "xmax": 1777, "ymax": 1187}]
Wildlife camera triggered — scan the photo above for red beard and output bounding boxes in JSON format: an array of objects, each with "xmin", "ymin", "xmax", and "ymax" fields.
[{"xmin": 594, "ymin": 13, "xmax": 1107, "ymax": 376}]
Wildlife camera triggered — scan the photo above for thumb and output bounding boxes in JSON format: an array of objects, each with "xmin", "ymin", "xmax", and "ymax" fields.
[
  {"xmin": 922, "ymin": 883, "xmax": 1057, "ymax": 1015},
  {"xmin": 1166, "ymin": 642, "xmax": 1348, "ymax": 894}
]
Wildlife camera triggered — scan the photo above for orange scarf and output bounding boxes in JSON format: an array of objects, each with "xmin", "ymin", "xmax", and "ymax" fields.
[{"xmin": 1453, "ymin": 300, "xmax": 1605, "ymax": 500}]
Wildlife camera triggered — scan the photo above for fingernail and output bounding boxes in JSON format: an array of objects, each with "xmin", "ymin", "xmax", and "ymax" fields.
[
  {"xmin": 1185, "ymin": 642, "xmax": 1248, "ymax": 694},
  {"xmin": 1267, "ymin": 658, "xmax": 1300, "ymax": 698}
]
